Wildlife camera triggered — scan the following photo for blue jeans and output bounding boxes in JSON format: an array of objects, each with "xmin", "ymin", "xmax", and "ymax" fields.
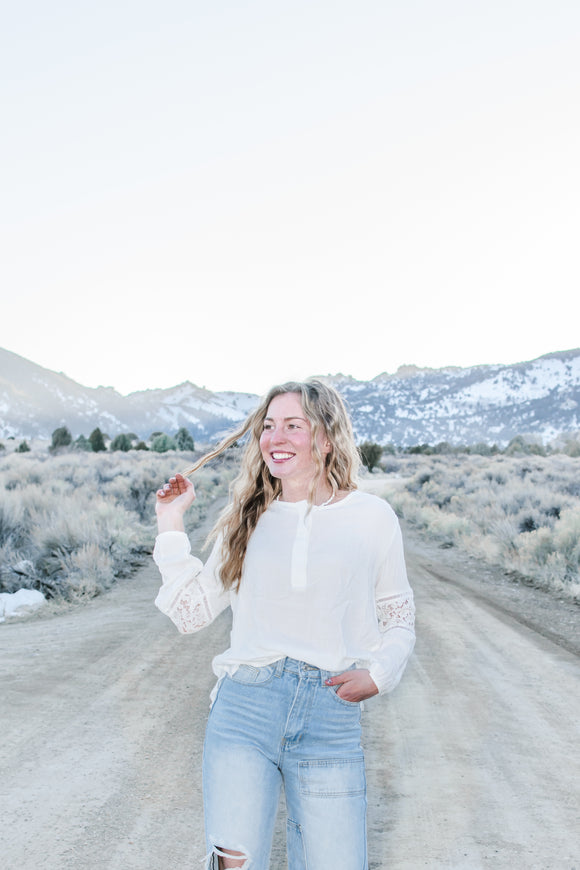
[{"xmin": 202, "ymin": 657, "xmax": 368, "ymax": 869}]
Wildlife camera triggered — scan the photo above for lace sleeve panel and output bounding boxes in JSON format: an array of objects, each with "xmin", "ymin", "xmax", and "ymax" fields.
[
  {"xmin": 376, "ymin": 592, "xmax": 415, "ymax": 633},
  {"xmin": 169, "ymin": 580, "xmax": 214, "ymax": 633}
]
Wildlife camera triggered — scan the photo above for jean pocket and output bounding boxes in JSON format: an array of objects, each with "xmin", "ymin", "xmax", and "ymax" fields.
[
  {"xmin": 229, "ymin": 663, "xmax": 276, "ymax": 685},
  {"xmin": 299, "ymin": 756, "xmax": 366, "ymax": 797},
  {"xmin": 328, "ymin": 685, "xmax": 362, "ymax": 708}
]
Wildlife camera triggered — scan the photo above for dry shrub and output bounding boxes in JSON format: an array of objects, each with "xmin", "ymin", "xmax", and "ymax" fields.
[
  {"xmin": 511, "ymin": 506, "xmax": 580, "ymax": 595},
  {"xmin": 385, "ymin": 454, "xmax": 580, "ymax": 598},
  {"xmin": 0, "ymin": 450, "xmax": 236, "ymax": 600},
  {"xmin": 57, "ymin": 544, "xmax": 115, "ymax": 599}
]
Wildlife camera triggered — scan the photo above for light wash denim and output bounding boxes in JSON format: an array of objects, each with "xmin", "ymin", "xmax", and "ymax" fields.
[{"xmin": 202, "ymin": 657, "xmax": 368, "ymax": 869}]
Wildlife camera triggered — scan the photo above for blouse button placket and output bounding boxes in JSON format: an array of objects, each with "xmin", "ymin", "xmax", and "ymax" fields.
[{"xmin": 290, "ymin": 502, "xmax": 313, "ymax": 589}]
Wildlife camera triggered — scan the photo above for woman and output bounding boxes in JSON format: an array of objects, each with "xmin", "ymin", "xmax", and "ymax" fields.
[{"xmin": 154, "ymin": 380, "xmax": 415, "ymax": 870}]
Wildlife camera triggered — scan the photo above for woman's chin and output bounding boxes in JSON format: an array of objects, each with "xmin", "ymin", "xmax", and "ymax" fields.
[{"xmin": 265, "ymin": 460, "xmax": 291, "ymax": 478}]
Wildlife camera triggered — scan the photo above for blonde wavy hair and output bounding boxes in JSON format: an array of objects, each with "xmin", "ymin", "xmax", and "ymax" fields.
[{"xmin": 180, "ymin": 379, "xmax": 361, "ymax": 590}]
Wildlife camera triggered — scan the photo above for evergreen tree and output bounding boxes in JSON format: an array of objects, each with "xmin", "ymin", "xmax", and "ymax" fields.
[
  {"xmin": 16, "ymin": 440, "xmax": 31, "ymax": 453},
  {"xmin": 175, "ymin": 427, "xmax": 195, "ymax": 451},
  {"xmin": 89, "ymin": 427, "xmax": 107, "ymax": 452},
  {"xmin": 74, "ymin": 434, "xmax": 92, "ymax": 451},
  {"xmin": 406, "ymin": 443, "xmax": 433, "ymax": 455},
  {"xmin": 110, "ymin": 433, "xmax": 132, "ymax": 452},
  {"xmin": 151, "ymin": 433, "xmax": 177, "ymax": 453},
  {"xmin": 358, "ymin": 441, "xmax": 383, "ymax": 472},
  {"xmin": 50, "ymin": 426, "xmax": 72, "ymax": 452}
]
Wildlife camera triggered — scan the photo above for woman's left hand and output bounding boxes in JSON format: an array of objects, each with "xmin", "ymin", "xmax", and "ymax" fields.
[{"xmin": 325, "ymin": 669, "xmax": 379, "ymax": 702}]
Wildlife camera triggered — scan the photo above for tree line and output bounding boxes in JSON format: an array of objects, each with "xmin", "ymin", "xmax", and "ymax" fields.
[
  {"xmin": 357, "ymin": 435, "xmax": 580, "ymax": 471},
  {"xmin": 3, "ymin": 431, "xmax": 578, "ymax": 462},
  {"xmin": 48, "ymin": 426, "xmax": 196, "ymax": 454}
]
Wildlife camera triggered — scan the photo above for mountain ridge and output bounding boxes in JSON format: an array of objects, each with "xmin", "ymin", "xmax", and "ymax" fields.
[{"xmin": 1, "ymin": 346, "xmax": 579, "ymax": 446}]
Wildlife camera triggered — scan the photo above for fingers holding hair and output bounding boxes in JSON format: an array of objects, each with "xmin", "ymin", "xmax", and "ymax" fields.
[{"xmin": 156, "ymin": 472, "xmax": 194, "ymax": 501}]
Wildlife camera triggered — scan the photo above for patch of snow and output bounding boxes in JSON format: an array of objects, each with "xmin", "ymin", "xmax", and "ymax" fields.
[
  {"xmin": 215, "ymin": 392, "xmax": 260, "ymax": 414},
  {"xmin": 0, "ymin": 589, "xmax": 47, "ymax": 622},
  {"xmin": 456, "ymin": 358, "xmax": 579, "ymax": 406}
]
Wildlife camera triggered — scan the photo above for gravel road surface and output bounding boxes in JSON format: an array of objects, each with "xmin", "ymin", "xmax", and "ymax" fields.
[{"xmin": 1, "ymin": 492, "xmax": 578, "ymax": 870}]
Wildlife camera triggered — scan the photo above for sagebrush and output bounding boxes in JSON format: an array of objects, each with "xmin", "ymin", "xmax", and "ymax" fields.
[
  {"xmin": 382, "ymin": 453, "xmax": 580, "ymax": 598},
  {"xmin": 0, "ymin": 450, "xmax": 237, "ymax": 601}
]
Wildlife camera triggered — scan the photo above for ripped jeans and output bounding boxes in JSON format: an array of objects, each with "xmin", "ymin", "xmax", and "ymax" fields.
[{"xmin": 202, "ymin": 657, "xmax": 368, "ymax": 869}]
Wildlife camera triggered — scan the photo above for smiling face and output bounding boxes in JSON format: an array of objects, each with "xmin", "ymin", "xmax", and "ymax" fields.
[{"xmin": 259, "ymin": 392, "xmax": 330, "ymax": 497}]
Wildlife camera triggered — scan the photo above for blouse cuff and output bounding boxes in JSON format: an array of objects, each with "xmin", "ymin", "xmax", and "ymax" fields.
[
  {"xmin": 368, "ymin": 626, "xmax": 416, "ymax": 694},
  {"xmin": 153, "ymin": 530, "xmax": 192, "ymax": 564},
  {"xmin": 368, "ymin": 662, "xmax": 392, "ymax": 695}
]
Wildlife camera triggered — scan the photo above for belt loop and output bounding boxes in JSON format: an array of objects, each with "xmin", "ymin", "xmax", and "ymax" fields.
[{"xmin": 275, "ymin": 657, "xmax": 286, "ymax": 677}]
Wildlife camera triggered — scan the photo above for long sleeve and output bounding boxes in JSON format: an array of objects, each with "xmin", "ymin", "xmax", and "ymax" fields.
[
  {"xmin": 367, "ymin": 517, "xmax": 416, "ymax": 694},
  {"xmin": 153, "ymin": 531, "xmax": 231, "ymax": 633}
]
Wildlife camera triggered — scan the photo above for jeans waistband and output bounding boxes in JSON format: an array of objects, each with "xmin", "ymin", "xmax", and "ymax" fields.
[{"xmin": 274, "ymin": 657, "xmax": 354, "ymax": 683}]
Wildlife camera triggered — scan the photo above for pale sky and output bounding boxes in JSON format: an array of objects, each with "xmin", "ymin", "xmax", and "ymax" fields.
[{"xmin": 1, "ymin": 0, "xmax": 579, "ymax": 396}]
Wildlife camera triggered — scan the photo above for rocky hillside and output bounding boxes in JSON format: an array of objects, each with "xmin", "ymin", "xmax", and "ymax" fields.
[
  {"xmin": 332, "ymin": 349, "xmax": 580, "ymax": 446},
  {"xmin": 0, "ymin": 347, "xmax": 578, "ymax": 446}
]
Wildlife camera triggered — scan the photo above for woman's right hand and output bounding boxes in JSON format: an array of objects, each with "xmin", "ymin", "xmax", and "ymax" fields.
[{"xmin": 155, "ymin": 473, "xmax": 196, "ymax": 533}]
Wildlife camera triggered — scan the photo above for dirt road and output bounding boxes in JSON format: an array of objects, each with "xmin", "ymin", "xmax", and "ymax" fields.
[{"xmin": 1, "ymin": 494, "xmax": 578, "ymax": 870}]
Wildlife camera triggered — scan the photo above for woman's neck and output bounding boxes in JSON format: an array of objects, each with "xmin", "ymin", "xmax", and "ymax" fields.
[{"xmin": 279, "ymin": 479, "xmax": 334, "ymax": 505}]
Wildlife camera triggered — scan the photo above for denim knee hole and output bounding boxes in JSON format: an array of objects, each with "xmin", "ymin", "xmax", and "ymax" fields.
[{"xmin": 205, "ymin": 845, "xmax": 250, "ymax": 869}]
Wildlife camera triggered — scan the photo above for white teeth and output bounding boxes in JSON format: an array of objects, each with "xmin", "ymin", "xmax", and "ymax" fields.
[{"xmin": 272, "ymin": 452, "xmax": 294, "ymax": 460}]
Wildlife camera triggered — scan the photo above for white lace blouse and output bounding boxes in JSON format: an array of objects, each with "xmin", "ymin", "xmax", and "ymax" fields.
[{"xmin": 153, "ymin": 490, "xmax": 415, "ymax": 695}]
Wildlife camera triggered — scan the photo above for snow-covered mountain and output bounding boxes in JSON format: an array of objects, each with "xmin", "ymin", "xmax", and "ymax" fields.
[
  {"xmin": 332, "ymin": 349, "xmax": 580, "ymax": 446},
  {"xmin": 0, "ymin": 347, "xmax": 578, "ymax": 446}
]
